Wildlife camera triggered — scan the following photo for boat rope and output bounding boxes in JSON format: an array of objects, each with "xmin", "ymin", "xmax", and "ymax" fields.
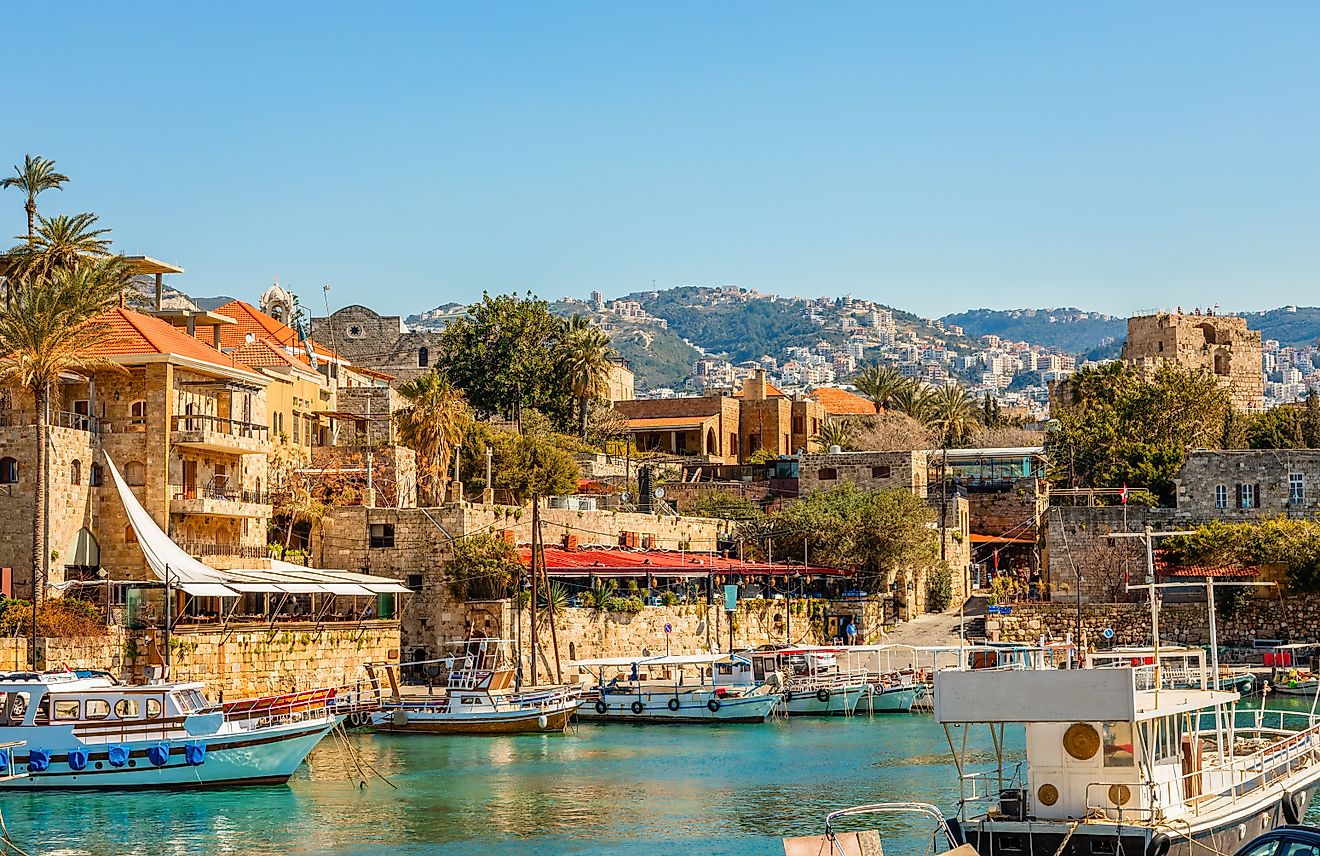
[
  {"xmin": 0, "ymin": 808, "xmax": 30, "ymax": 856},
  {"xmin": 1051, "ymin": 821, "xmax": 1079, "ymax": 856},
  {"xmin": 332, "ymin": 723, "xmax": 398, "ymax": 791}
]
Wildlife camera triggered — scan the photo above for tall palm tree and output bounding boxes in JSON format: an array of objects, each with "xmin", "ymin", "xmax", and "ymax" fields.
[
  {"xmin": 0, "ymin": 155, "xmax": 69, "ymax": 242},
  {"xmin": 850, "ymin": 364, "xmax": 909, "ymax": 410},
  {"xmin": 0, "ymin": 256, "xmax": 132, "ymax": 665},
  {"xmin": 561, "ymin": 317, "xmax": 614, "ymax": 439},
  {"xmin": 5, "ymin": 213, "xmax": 113, "ymax": 283},
  {"xmin": 890, "ymin": 381, "xmax": 935, "ymax": 426},
  {"xmin": 928, "ymin": 383, "xmax": 979, "ymax": 448},
  {"xmin": 394, "ymin": 370, "xmax": 469, "ymax": 506}
]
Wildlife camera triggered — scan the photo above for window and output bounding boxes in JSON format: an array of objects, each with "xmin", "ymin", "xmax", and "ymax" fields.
[
  {"xmin": 113, "ymin": 698, "xmax": 139, "ymax": 719},
  {"xmin": 1102, "ymin": 721, "xmax": 1135, "ymax": 767},
  {"xmin": 418, "ymin": 347, "xmax": 429, "ymax": 368},
  {"xmin": 145, "ymin": 698, "xmax": 162, "ymax": 720},
  {"xmin": 818, "ymin": 468, "xmax": 838, "ymax": 481},
  {"xmin": 406, "ymin": 573, "xmax": 423, "ymax": 593},
  {"xmin": 1215, "ymin": 484, "xmax": 1228, "ymax": 509},
  {"xmin": 124, "ymin": 460, "xmax": 146, "ymax": 487},
  {"xmin": 1239, "ymin": 483, "xmax": 1257, "ymax": 509},
  {"xmin": 369, "ymin": 523, "xmax": 395, "ymax": 548},
  {"xmin": 89, "ymin": 463, "xmax": 103, "ymax": 487},
  {"xmin": 70, "ymin": 459, "xmax": 81, "ymax": 485},
  {"xmin": 53, "ymin": 700, "xmax": 80, "ymax": 720},
  {"xmin": 1290, "ymin": 473, "xmax": 1305, "ymax": 505},
  {"xmin": 125, "ymin": 524, "xmax": 137, "ymax": 545},
  {"xmin": 0, "ymin": 457, "xmax": 17, "ymax": 484},
  {"xmin": 872, "ymin": 465, "xmax": 892, "ymax": 479},
  {"xmin": 130, "ymin": 400, "xmax": 147, "ymax": 425},
  {"xmin": 347, "ymin": 324, "xmax": 363, "ymax": 339},
  {"xmin": 84, "ymin": 699, "xmax": 109, "ymax": 720}
]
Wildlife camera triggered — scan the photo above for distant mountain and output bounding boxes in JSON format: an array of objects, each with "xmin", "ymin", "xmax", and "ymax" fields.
[
  {"xmin": 1239, "ymin": 307, "xmax": 1320, "ymax": 349},
  {"xmin": 940, "ymin": 308, "xmax": 1126, "ymax": 355},
  {"xmin": 547, "ymin": 300, "xmax": 700, "ymax": 391},
  {"xmin": 193, "ymin": 295, "xmax": 238, "ymax": 311}
]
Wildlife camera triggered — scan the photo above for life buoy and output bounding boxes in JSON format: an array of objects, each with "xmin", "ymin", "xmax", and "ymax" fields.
[
  {"xmin": 630, "ymin": 700, "xmax": 645, "ymax": 715},
  {"xmin": 816, "ymin": 688, "xmax": 831, "ymax": 704},
  {"xmin": 1145, "ymin": 833, "xmax": 1171, "ymax": 856},
  {"xmin": 1282, "ymin": 789, "xmax": 1308, "ymax": 825},
  {"xmin": 707, "ymin": 698, "xmax": 721, "ymax": 713},
  {"xmin": 667, "ymin": 697, "xmax": 681, "ymax": 712},
  {"xmin": 594, "ymin": 700, "xmax": 608, "ymax": 715},
  {"xmin": 347, "ymin": 712, "xmax": 366, "ymax": 728}
]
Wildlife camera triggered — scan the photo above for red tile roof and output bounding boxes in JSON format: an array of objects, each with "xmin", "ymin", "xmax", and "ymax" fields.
[
  {"xmin": 87, "ymin": 308, "xmax": 260, "ymax": 375},
  {"xmin": 733, "ymin": 381, "xmax": 785, "ymax": 398},
  {"xmin": 517, "ymin": 546, "xmax": 849, "ymax": 577},
  {"xmin": 228, "ymin": 337, "xmax": 307, "ymax": 370},
  {"xmin": 809, "ymin": 387, "xmax": 878, "ymax": 416},
  {"xmin": 210, "ymin": 300, "xmax": 345, "ymax": 363}
]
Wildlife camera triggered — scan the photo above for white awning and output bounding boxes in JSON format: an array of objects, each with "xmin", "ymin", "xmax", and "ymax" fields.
[{"xmin": 178, "ymin": 582, "xmax": 241, "ymax": 598}]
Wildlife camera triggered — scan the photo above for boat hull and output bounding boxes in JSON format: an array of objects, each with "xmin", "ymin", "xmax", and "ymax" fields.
[
  {"xmin": 863, "ymin": 685, "xmax": 918, "ymax": 713},
  {"xmin": 370, "ymin": 705, "xmax": 576, "ymax": 735},
  {"xmin": 779, "ymin": 686, "xmax": 866, "ymax": 716},
  {"xmin": 577, "ymin": 691, "xmax": 779, "ymax": 724},
  {"xmin": 0, "ymin": 716, "xmax": 339, "ymax": 790}
]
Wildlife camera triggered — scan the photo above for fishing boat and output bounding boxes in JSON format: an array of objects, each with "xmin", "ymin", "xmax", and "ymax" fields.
[
  {"xmin": 1266, "ymin": 644, "xmax": 1320, "ymax": 696},
  {"xmin": 747, "ymin": 647, "xmax": 872, "ymax": 716},
  {"xmin": 572, "ymin": 653, "xmax": 782, "ymax": 724},
  {"xmin": 932, "ymin": 644, "xmax": 1320, "ymax": 856},
  {"xmin": 0, "ymin": 668, "xmax": 344, "ymax": 789},
  {"xmin": 366, "ymin": 640, "xmax": 581, "ymax": 735},
  {"xmin": 1090, "ymin": 646, "xmax": 1256, "ymax": 695}
]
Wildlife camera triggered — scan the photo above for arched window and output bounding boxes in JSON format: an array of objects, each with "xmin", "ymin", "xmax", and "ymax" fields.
[
  {"xmin": 124, "ymin": 461, "xmax": 146, "ymax": 487},
  {"xmin": 125, "ymin": 524, "xmax": 137, "ymax": 545},
  {"xmin": 1215, "ymin": 484, "xmax": 1228, "ymax": 509},
  {"xmin": 418, "ymin": 347, "xmax": 429, "ymax": 368},
  {"xmin": 0, "ymin": 457, "xmax": 18, "ymax": 484},
  {"xmin": 130, "ymin": 400, "xmax": 147, "ymax": 426},
  {"xmin": 70, "ymin": 459, "xmax": 81, "ymax": 485},
  {"xmin": 89, "ymin": 463, "xmax": 103, "ymax": 487}
]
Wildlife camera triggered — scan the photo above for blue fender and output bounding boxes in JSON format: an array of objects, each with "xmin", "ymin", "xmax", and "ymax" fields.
[
  {"xmin": 146, "ymin": 742, "xmax": 170, "ymax": 767},
  {"xmin": 184, "ymin": 742, "xmax": 206, "ymax": 766},
  {"xmin": 0, "ymin": 750, "xmax": 9, "ymax": 773},
  {"xmin": 107, "ymin": 745, "xmax": 129, "ymax": 767},
  {"xmin": 67, "ymin": 747, "xmax": 89, "ymax": 771},
  {"xmin": 27, "ymin": 748, "xmax": 51, "ymax": 772}
]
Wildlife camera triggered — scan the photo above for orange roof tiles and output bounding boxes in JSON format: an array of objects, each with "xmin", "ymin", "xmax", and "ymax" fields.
[
  {"xmin": 228, "ymin": 337, "xmax": 307, "ymax": 370},
  {"xmin": 809, "ymin": 386, "xmax": 878, "ymax": 416},
  {"xmin": 87, "ymin": 308, "xmax": 260, "ymax": 375},
  {"xmin": 732, "ymin": 381, "xmax": 785, "ymax": 398},
  {"xmin": 210, "ymin": 300, "xmax": 345, "ymax": 363}
]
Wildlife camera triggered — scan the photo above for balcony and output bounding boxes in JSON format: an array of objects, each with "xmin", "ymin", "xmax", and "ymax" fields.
[
  {"xmin": 175, "ymin": 539, "xmax": 270, "ymax": 560},
  {"xmin": 170, "ymin": 415, "xmax": 268, "ymax": 455},
  {"xmin": 171, "ymin": 484, "xmax": 271, "ymax": 518}
]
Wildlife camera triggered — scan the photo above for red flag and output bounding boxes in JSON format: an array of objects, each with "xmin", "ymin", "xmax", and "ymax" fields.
[{"xmin": 1120, "ymin": 484, "xmax": 1129, "ymax": 504}]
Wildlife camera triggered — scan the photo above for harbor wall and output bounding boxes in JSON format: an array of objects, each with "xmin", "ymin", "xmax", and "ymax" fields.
[{"xmin": 991, "ymin": 596, "xmax": 1320, "ymax": 648}]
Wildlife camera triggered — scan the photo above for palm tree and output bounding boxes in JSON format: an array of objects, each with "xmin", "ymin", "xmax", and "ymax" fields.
[
  {"xmin": 394, "ymin": 370, "xmax": 469, "ymax": 505},
  {"xmin": 890, "ymin": 381, "xmax": 935, "ymax": 426},
  {"xmin": 850, "ymin": 364, "xmax": 909, "ymax": 410},
  {"xmin": 813, "ymin": 418, "xmax": 858, "ymax": 452},
  {"xmin": 561, "ymin": 317, "xmax": 614, "ymax": 438},
  {"xmin": 0, "ymin": 256, "xmax": 132, "ymax": 665},
  {"xmin": 5, "ymin": 213, "xmax": 113, "ymax": 283},
  {"xmin": 928, "ymin": 384, "xmax": 979, "ymax": 448},
  {"xmin": 0, "ymin": 155, "xmax": 69, "ymax": 242}
]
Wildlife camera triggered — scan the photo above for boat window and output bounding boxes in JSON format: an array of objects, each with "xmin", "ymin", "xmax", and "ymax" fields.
[
  {"xmin": 5, "ymin": 692, "xmax": 30, "ymax": 724},
  {"xmin": 461, "ymin": 697, "xmax": 479, "ymax": 705},
  {"xmin": 146, "ymin": 698, "xmax": 163, "ymax": 719},
  {"xmin": 173, "ymin": 693, "xmax": 192, "ymax": 714},
  {"xmin": 716, "ymin": 664, "xmax": 733, "ymax": 675},
  {"xmin": 114, "ymin": 698, "xmax": 140, "ymax": 719},
  {"xmin": 85, "ymin": 699, "xmax": 110, "ymax": 720},
  {"xmin": 53, "ymin": 699, "xmax": 81, "ymax": 721},
  {"xmin": 34, "ymin": 697, "xmax": 50, "ymax": 724},
  {"xmin": 1236, "ymin": 841, "xmax": 1280, "ymax": 856},
  {"xmin": 1102, "ymin": 721, "xmax": 1135, "ymax": 767}
]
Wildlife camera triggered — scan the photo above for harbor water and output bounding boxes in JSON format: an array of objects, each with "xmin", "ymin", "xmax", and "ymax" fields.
[{"xmin": 6, "ymin": 698, "xmax": 1318, "ymax": 855}]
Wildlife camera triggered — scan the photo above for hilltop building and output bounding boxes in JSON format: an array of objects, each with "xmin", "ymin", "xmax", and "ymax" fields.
[{"xmin": 1119, "ymin": 311, "xmax": 1263, "ymax": 412}]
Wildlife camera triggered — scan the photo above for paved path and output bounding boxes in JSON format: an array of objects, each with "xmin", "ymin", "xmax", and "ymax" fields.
[{"xmin": 877, "ymin": 597, "xmax": 987, "ymax": 647}]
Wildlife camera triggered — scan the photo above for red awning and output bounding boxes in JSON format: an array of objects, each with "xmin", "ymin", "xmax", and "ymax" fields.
[
  {"xmin": 969, "ymin": 533, "xmax": 1035, "ymax": 545},
  {"xmin": 517, "ymin": 546, "xmax": 850, "ymax": 577}
]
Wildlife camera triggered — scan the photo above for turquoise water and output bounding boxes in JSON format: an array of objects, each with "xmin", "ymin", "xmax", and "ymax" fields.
[{"xmin": 0, "ymin": 715, "xmax": 1010, "ymax": 855}]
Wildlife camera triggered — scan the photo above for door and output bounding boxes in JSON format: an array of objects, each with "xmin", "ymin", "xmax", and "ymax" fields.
[{"xmin": 183, "ymin": 460, "xmax": 197, "ymax": 498}]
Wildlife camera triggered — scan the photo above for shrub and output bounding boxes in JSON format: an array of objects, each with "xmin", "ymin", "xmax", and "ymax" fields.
[
  {"xmin": 926, "ymin": 564, "xmax": 953, "ymax": 613},
  {"xmin": 659, "ymin": 591, "xmax": 679, "ymax": 607},
  {"xmin": 0, "ymin": 597, "xmax": 107, "ymax": 637}
]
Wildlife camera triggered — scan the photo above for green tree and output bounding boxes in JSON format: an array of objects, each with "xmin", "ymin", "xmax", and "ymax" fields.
[
  {"xmin": 926, "ymin": 563, "xmax": 953, "ymax": 612},
  {"xmin": 1305, "ymin": 392, "xmax": 1320, "ymax": 448},
  {"xmin": 689, "ymin": 490, "xmax": 763, "ymax": 520},
  {"xmin": 394, "ymin": 371, "xmax": 469, "ymax": 505},
  {"xmin": 561, "ymin": 316, "xmax": 614, "ymax": 438},
  {"xmin": 496, "ymin": 428, "xmax": 582, "ymax": 503},
  {"xmin": 1046, "ymin": 362, "xmax": 1231, "ymax": 504},
  {"xmin": 812, "ymin": 417, "xmax": 858, "ymax": 452},
  {"xmin": 445, "ymin": 533, "xmax": 524, "ymax": 600},
  {"xmin": 929, "ymin": 384, "xmax": 979, "ymax": 448},
  {"xmin": 435, "ymin": 292, "xmax": 575, "ymax": 430},
  {"xmin": 4, "ymin": 213, "xmax": 113, "ymax": 283},
  {"xmin": 0, "ymin": 257, "xmax": 133, "ymax": 663},
  {"xmin": 1, "ymin": 155, "xmax": 69, "ymax": 241},
  {"xmin": 851, "ymin": 364, "xmax": 909, "ymax": 410},
  {"xmin": 890, "ymin": 381, "xmax": 935, "ymax": 426},
  {"xmin": 1243, "ymin": 406, "xmax": 1305, "ymax": 450}
]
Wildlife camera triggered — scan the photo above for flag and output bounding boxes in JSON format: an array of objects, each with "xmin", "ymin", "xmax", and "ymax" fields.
[{"xmin": 1120, "ymin": 484, "xmax": 1129, "ymax": 504}]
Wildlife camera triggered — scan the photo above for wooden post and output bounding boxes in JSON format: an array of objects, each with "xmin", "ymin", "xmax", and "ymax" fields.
[
  {"xmin": 529, "ymin": 494, "xmax": 540, "ymax": 685},
  {"xmin": 537, "ymin": 507, "xmax": 563, "ymax": 684}
]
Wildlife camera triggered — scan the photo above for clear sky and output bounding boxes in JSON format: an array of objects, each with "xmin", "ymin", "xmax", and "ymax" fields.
[{"xmin": 5, "ymin": 2, "xmax": 1319, "ymax": 318}]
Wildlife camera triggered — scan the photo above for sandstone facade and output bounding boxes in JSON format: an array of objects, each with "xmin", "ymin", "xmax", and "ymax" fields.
[{"xmin": 1120, "ymin": 312, "xmax": 1263, "ymax": 412}]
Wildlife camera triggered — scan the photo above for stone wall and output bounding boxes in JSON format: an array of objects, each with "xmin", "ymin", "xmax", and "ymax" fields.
[
  {"xmin": 311, "ymin": 305, "xmax": 447, "ymax": 385},
  {"xmin": 1120, "ymin": 312, "xmax": 1263, "ymax": 412},
  {"xmin": 1044, "ymin": 505, "xmax": 1174, "ymax": 601},
  {"xmin": 797, "ymin": 450, "xmax": 926, "ymax": 496},
  {"xmin": 966, "ymin": 482, "xmax": 1047, "ymax": 539},
  {"xmin": 1176, "ymin": 450, "xmax": 1320, "ymax": 519},
  {"xmin": 992, "ymin": 595, "xmax": 1320, "ymax": 649}
]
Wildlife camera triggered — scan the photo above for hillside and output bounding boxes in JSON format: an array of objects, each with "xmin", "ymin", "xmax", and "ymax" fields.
[
  {"xmin": 1239, "ymin": 307, "xmax": 1320, "ymax": 349},
  {"xmin": 547, "ymin": 301, "xmax": 701, "ymax": 391},
  {"xmin": 941, "ymin": 308, "xmax": 1126, "ymax": 354}
]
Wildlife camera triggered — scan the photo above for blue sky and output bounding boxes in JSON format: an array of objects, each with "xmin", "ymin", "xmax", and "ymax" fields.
[{"xmin": 5, "ymin": 2, "xmax": 1319, "ymax": 318}]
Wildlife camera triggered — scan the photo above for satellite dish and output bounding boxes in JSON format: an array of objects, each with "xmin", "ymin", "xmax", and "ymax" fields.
[
  {"xmin": 245, "ymin": 332, "xmax": 255, "ymax": 344},
  {"xmin": 654, "ymin": 487, "xmax": 666, "ymax": 499}
]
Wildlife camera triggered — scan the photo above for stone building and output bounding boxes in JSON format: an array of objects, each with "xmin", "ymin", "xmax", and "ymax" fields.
[
  {"xmin": 1175, "ymin": 449, "xmax": 1320, "ymax": 519},
  {"xmin": 310, "ymin": 305, "xmax": 447, "ymax": 385},
  {"xmin": 1120, "ymin": 311, "xmax": 1264, "ymax": 411},
  {"xmin": 796, "ymin": 450, "xmax": 928, "ymax": 496}
]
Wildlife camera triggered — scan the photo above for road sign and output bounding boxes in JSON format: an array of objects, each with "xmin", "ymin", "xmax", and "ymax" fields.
[
  {"xmin": 723, "ymin": 584, "xmax": 738, "ymax": 613},
  {"xmin": 664, "ymin": 623, "xmax": 672, "ymax": 635},
  {"xmin": 1103, "ymin": 628, "xmax": 1115, "ymax": 640}
]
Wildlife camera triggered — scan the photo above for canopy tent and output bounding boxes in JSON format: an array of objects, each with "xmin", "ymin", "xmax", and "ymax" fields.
[{"xmin": 106, "ymin": 455, "xmax": 409, "ymax": 598}]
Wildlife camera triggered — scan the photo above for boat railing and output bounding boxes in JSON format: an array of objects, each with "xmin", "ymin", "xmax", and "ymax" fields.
[
  {"xmin": 1166, "ymin": 717, "xmax": 1320, "ymax": 819},
  {"xmin": 0, "ymin": 741, "xmax": 24, "ymax": 782},
  {"xmin": 957, "ymin": 763, "xmax": 1024, "ymax": 809},
  {"xmin": 788, "ymin": 669, "xmax": 870, "ymax": 692},
  {"xmin": 820, "ymin": 802, "xmax": 958, "ymax": 854}
]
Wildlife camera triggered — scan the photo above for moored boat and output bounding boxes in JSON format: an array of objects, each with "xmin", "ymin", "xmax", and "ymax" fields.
[
  {"xmin": 0, "ymin": 669, "xmax": 345, "ymax": 789},
  {"xmin": 573, "ymin": 653, "xmax": 781, "ymax": 724},
  {"xmin": 747, "ymin": 647, "xmax": 871, "ymax": 716},
  {"xmin": 367, "ymin": 639, "xmax": 581, "ymax": 735}
]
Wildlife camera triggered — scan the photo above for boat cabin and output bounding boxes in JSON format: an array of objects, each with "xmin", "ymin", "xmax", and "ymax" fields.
[{"xmin": 0, "ymin": 672, "xmax": 212, "ymax": 730}]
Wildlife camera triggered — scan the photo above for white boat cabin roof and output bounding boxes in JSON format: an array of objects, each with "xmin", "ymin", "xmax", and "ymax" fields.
[
  {"xmin": 570, "ymin": 653, "xmax": 739, "ymax": 669},
  {"xmin": 935, "ymin": 667, "xmax": 1238, "ymax": 724}
]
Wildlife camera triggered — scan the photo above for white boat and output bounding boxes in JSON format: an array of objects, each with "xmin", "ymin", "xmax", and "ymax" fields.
[
  {"xmin": 572, "ymin": 653, "xmax": 782, "ymax": 724},
  {"xmin": 1266, "ymin": 644, "xmax": 1320, "ymax": 696},
  {"xmin": 932, "ymin": 645, "xmax": 1320, "ymax": 856},
  {"xmin": 747, "ymin": 647, "xmax": 871, "ymax": 716},
  {"xmin": 366, "ymin": 640, "xmax": 581, "ymax": 735},
  {"xmin": 0, "ymin": 669, "xmax": 343, "ymax": 789}
]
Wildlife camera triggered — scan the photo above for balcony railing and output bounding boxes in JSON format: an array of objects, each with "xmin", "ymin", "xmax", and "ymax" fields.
[
  {"xmin": 171, "ymin": 485, "xmax": 270, "ymax": 505},
  {"xmin": 0, "ymin": 410, "xmax": 99, "ymax": 433},
  {"xmin": 171, "ymin": 415, "xmax": 268, "ymax": 442},
  {"xmin": 175, "ymin": 540, "xmax": 270, "ymax": 560}
]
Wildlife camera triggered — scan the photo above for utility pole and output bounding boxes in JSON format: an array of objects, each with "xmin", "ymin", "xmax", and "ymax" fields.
[
  {"xmin": 536, "ymin": 501, "xmax": 562, "ymax": 683},
  {"xmin": 365, "ymin": 397, "xmax": 374, "ymax": 506},
  {"xmin": 939, "ymin": 448, "xmax": 948, "ymax": 562},
  {"xmin": 529, "ymin": 494, "xmax": 540, "ymax": 685},
  {"xmin": 1109, "ymin": 526, "xmax": 1197, "ymax": 705}
]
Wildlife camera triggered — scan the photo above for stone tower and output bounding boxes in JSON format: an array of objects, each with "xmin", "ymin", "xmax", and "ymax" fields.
[{"xmin": 1119, "ymin": 311, "xmax": 1263, "ymax": 412}]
